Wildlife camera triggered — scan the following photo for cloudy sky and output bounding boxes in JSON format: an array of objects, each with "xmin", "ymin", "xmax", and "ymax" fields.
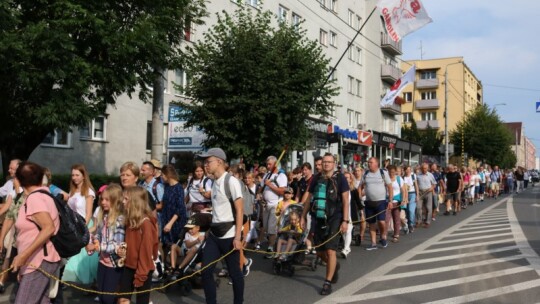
[{"xmin": 401, "ymin": 1, "xmax": 540, "ymax": 156}]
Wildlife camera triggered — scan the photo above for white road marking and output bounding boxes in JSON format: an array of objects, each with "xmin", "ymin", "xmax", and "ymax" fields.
[
  {"xmin": 453, "ymin": 223, "xmax": 509, "ymax": 231},
  {"xmin": 418, "ymin": 238, "xmax": 513, "ymax": 254},
  {"xmin": 435, "ymin": 232, "xmax": 513, "ymax": 244},
  {"xmin": 444, "ymin": 227, "xmax": 511, "ymax": 237}
]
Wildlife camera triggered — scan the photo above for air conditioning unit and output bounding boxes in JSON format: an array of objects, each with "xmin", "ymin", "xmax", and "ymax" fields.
[{"xmin": 357, "ymin": 123, "xmax": 366, "ymax": 130}]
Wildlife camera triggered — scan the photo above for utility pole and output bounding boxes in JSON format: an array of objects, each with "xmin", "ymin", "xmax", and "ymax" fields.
[{"xmin": 151, "ymin": 67, "xmax": 165, "ymax": 163}]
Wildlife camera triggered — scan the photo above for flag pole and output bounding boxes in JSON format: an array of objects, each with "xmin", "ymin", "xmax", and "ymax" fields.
[{"xmin": 316, "ymin": 5, "xmax": 378, "ymax": 100}]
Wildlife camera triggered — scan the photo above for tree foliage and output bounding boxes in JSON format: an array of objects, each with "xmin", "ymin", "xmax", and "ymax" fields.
[
  {"xmin": 0, "ymin": 0, "xmax": 206, "ymax": 171},
  {"xmin": 449, "ymin": 104, "xmax": 516, "ymax": 167},
  {"xmin": 401, "ymin": 118, "xmax": 443, "ymax": 156},
  {"xmin": 178, "ymin": 7, "xmax": 339, "ymax": 162}
]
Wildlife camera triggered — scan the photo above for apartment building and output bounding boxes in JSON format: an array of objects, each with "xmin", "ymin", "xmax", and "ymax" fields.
[
  {"xmin": 28, "ymin": 0, "xmax": 420, "ymax": 174},
  {"xmin": 400, "ymin": 57, "xmax": 483, "ymax": 135}
]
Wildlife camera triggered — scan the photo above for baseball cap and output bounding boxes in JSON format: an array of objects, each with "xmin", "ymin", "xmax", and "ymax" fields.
[
  {"xmin": 198, "ymin": 148, "xmax": 227, "ymax": 161},
  {"xmin": 184, "ymin": 217, "xmax": 200, "ymax": 228},
  {"xmin": 284, "ymin": 187, "xmax": 293, "ymax": 194}
]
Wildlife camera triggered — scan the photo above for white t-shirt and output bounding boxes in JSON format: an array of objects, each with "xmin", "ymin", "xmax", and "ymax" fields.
[
  {"xmin": 68, "ymin": 189, "xmax": 96, "ymax": 219},
  {"xmin": 0, "ymin": 179, "xmax": 13, "ymax": 198},
  {"xmin": 261, "ymin": 172, "xmax": 287, "ymax": 206},
  {"xmin": 186, "ymin": 177, "xmax": 212, "ymax": 203},
  {"xmin": 469, "ymin": 174, "xmax": 479, "ymax": 186},
  {"xmin": 403, "ymin": 174, "xmax": 416, "ymax": 193},
  {"xmin": 212, "ymin": 173, "xmax": 243, "ymax": 239},
  {"xmin": 182, "ymin": 231, "xmax": 205, "ymax": 251},
  {"xmin": 391, "ymin": 177, "xmax": 402, "ymax": 203}
]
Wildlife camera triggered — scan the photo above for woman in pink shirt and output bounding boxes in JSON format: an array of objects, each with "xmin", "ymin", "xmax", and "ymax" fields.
[{"xmin": 12, "ymin": 162, "xmax": 61, "ymax": 304}]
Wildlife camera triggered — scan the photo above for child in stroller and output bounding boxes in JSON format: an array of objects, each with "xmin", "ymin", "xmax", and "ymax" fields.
[{"xmin": 272, "ymin": 204, "xmax": 317, "ymax": 276}]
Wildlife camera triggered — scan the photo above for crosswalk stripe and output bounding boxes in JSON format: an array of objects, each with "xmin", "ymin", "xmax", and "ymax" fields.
[
  {"xmin": 444, "ymin": 227, "xmax": 511, "ymax": 237},
  {"xmin": 420, "ymin": 239, "xmax": 513, "ymax": 253},
  {"xmin": 454, "ymin": 223, "xmax": 510, "ymax": 231},
  {"xmin": 372, "ymin": 255, "xmax": 527, "ymax": 281},
  {"xmin": 470, "ymin": 216, "xmax": 510, "ymax": 223},
  {"xmin": 397, "ymin": 245, "xmax": 522, "ymax": 266},
  {"xmin": 461, "ymin": 220, "xmax": 509, "ymax": 227},
  {"xmin": 423, "ymin": 278, "xmax": 540, "ymax": 304},
  {"xmin": 436, "ymin": 232, "xmax": 513, "ymax": 244},
  {"xmin": 325, "ymin": 266, "xmax": 533, "ymax": 303}
]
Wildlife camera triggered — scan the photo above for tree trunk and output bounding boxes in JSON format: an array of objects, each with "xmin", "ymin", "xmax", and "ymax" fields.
[{"xmin": 151, "ymin": 67, "xmax": 165, "ymax": 164}]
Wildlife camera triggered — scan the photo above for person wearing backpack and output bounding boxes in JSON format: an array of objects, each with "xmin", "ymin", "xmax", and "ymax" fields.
[
  {"xmin": 386, "ymin": 165, "xmax": 407, "ymax": 243},
  {"xmin": 199, "ymin": 148, "xmax": 244, "ymax": 304},
  {"xmin": 300, "ymin": 153, "xmax": 350, "ymax": 296},
  {"xmin": 185, "ymin": 163, "xmax": 213, "ymax": 214},
  {"xmin": 359, "ymin": 157, "xmax": 393, "ymax": 251},
  {"xmin": 11, "ymin": 162, "xmax": 61, "ymax": 304}
]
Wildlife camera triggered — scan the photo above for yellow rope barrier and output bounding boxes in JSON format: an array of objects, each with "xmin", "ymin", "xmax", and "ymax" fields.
[{"xmin": 5, "ymin": 207, "xmax": 394, "ymax": 296}]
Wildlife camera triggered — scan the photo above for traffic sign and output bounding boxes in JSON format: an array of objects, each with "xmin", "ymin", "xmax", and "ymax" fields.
[{"xmin": 536, "ymin": 101, "xmax": 540, "ymax": 113}]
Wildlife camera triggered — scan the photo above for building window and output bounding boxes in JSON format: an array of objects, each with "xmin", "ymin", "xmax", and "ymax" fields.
[
  {"xmin": 420, "ymin": 70, "xmax": 437, "ymax": 79},
  {"xmin": 175, "ymin": 69, "xmax": 189, "ymax": 95},
  {"xmin": 403, "ymin": 92, "xmax": 412, "ymax": 102},
  {"xmin": 328, "ymin": 0, "xmax": 337, "ymax": 13},
  {"xmin": 245, "ymin": 0, "xmax": 258, "ymax": 7},
  {"xmin": 355, "ymin": 46, "xmax": 362, "ymax": 64},
  {"xmin": 146, "ymin": 121, "xmax": 152, "ymax": 151},
  {"xmin": 347, "ymin": 109, "xmax": 353, "ymax": 127},
  {"xmin": 348, "ymin": 10, "xmax": 354, "ymax": 27},
  {"xmin": 421, "ymin": 111, "xmax": 437, "ymax": 121},
  {"xmin": 80, "ymin": 116, "xmax": 107, "ymax": 141},
  {"xmin": 278, "ymin": 5, "xmax": 289, "ymax": 22},
  {"xmin": 329, "ymin": 31, "xmax": 337, "ymax": 47},
  {"xmin": 421, "ymin": 91, "xmax": 436, "ymax": 100},
  {"xmin": 319, "ymin": 29, "xmax": 328, "ymax": 46},
  {"xmin": 347, "ymin": 42, "xmax": 353, "ymax": 60},
  {"xmin": 356, "ymin": 14, "xmax": 362, "ymax": 30},
  {"xmin": 292, "ymin": 13, "xmax": 301, "ymax": 29},
  {"xmin": 355, "ymin": 79, "xmax": 362, "ymax": 97},
  {"xmin": 403, "ymin": 112, "xmax": 412, "ymax": 123},
  {"xmin": 42, "ymin": 129, "xmax": 72, "ymax": 148},
  {"xmin": 355, "ymin": 112, "xmax": 362, "ymax": 127},
  {"xmin": 317, "ymin": 0, "xmax": 326, "ymax": 6},
  {"xmin": 347, "ymin": 76, "xmax": 354, "ymax": 94},
  {"xmin": 184, "ymin": 21, "xmax": 193, "ymax": 41},
  {"xmin": 328, "ymin": 67, "xmax": 337, "ymax": 81}
]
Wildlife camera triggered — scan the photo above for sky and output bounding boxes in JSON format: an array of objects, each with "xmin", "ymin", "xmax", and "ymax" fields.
[{"xmin": 401, "ymin": 1, "xmax": 540, "ymax": 156}]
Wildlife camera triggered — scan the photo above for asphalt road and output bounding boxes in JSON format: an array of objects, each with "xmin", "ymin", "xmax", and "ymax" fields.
[{"xmin": 2, "ymin": 187, "xmax": 540, "ymax": 303}]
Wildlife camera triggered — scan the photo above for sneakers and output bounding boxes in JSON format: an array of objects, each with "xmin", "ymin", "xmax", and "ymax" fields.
[
  {"xmin": 243, "ymin": 258, "xmax": 253, "ymax": 277},
  {"xmin": 320, "ymin": 282, "xmax": 332, "ymax": 295},
  {"xmin": 423, "ymin": 223, "xmax": 430, "ymax": 228},
  {"xmin": 94, "ymin": 296, "xmax": 99, "ymax": 302},
  {"xmin": 255, "ymin": 242, "xmax": 261, "ymax": 250},
  {"xmin": 366, "ymin": 244, "xmax": 378, "ymax": 251},
  {"xmin": 453, "ymin": 211, "xmax": 457, "ymax": 216},
  {"xmin": 331, "ymin": 262, "xmax": 340, "ymax": 284},
  {"xmin": 264, "ymin": 248, "xmax": 275, "ymax": 259},
  {"xmin": 217, "ymin": 268, "xmax": 229, "ymax": 277},
  {"xmin": 0, "ymin": 283, "xmax": 5, "ymax": 294},
  {"xmin": 379, "ymin": 239, "xmax": 388, "ymax": 248},
  {"xmin": 444, "ymin": 211, "xmax": 450, "ymax": 216},
  {"xmin": 340, "ymin": 249, "xmax": 350, "ymax": 259}
]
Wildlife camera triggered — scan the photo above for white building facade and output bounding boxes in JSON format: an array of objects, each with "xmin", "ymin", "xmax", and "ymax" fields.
[{"xmin": 29, "ymin": 0, "xmax": 411, "ymax": 174}]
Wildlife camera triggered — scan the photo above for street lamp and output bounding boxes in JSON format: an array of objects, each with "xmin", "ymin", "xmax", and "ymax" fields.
[{"xmin": 444, "ymin": 61, "xmax": 463, "ymax": 166}]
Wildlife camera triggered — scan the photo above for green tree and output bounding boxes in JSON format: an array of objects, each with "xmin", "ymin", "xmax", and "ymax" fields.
[
  {"xmin": 178, "ymin": 8, "xmax": 338, "ymax": 162},
  {"xmin": 449, "ymin": 104, "xmax": 515, "ymax": 166},
  {"xmin": 0, "ymin": 0, "xmax": 206, "ymax": 172},
  {"xmin": 401, "ymin": 118, "xmax": 442, "ymax": 156}
]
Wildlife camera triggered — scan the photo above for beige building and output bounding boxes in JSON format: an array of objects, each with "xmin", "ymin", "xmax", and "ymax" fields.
[{"xmin": 400, "ymin": 57, "xmax": 483, "ymax": 139}]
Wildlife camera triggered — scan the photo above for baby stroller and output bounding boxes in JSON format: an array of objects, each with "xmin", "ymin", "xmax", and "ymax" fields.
[
  {"xmin": 272, "ymin": 204, "xmax": 317, "ymax": 277},
  {"xmin": 161, "ymin": 212, "xmax": 213, "ymax": 295}
]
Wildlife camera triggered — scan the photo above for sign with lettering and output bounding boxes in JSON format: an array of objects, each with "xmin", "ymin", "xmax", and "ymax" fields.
[{"xmin": 168, "ymin": 106, "xmax": 205, "ymax": 150}]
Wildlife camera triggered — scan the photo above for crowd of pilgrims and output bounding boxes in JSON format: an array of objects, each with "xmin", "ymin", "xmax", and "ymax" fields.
[{"xmin": 0, "ymin": 157, "xmax": 529, "ymax": 303}]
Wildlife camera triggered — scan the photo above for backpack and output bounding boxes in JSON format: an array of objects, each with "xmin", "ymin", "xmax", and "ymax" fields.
[
  {"xmin": 26, "ymin": 190, "xmax": 90, "ymax": 258},
  {"xmin": 311, "ymin": 172, "xmax": 343, "ymax": 220},
  {"xmin": 223, "ymin": 173, "xmax": 249, "ymax": 223}
]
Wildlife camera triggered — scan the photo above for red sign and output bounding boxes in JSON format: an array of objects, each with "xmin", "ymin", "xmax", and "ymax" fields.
[{"xmin": 358, "ymin": 131, "xmax": 373, "ymax": 146}]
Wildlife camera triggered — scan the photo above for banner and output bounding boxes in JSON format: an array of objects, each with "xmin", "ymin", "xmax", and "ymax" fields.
[
  {"xmin": 380, "ymin": 64, "xmax": 415, "ymax": 106},
  {"xmin": 377, "ymin": 0, "xmax": 432, "ymax": 42}
]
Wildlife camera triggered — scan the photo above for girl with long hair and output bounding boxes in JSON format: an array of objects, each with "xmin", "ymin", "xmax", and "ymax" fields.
[
  {"xmin": 185, "ymin": 162, "xmax": 212, "ymax": 213},
  {"xmin": 87, "ymin": 183, "xmax": 126, "ymax": 304},
  {"xmin": 118, "ymin": 186, "xmax": 158, "ymax": 304}
]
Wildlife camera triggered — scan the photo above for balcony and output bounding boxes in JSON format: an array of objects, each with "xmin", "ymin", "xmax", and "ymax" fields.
[
  {"xmin": 381, "ymin": 65, "xmax": 401, "ymax": 84},
  {"xmin": 415, "ymin": 99, "xmax": 440, "ymax": 110},
  {"xmin": 416, "ymin": 78, "xmax": 439, "ymax": 89},
  {"xmin": 381, "ymin": 33, "xmax": 403, "ymax": 56},
  {"xmin": 381, "ymin": 102, "xmax": 401, "ymax": 115},
  {"xmin": 416, "ymin": 120, "xmax": 440, "ymax": 129}
]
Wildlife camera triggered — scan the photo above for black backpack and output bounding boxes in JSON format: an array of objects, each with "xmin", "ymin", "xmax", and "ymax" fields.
[{"xmin": 26, "ymin": 190, "xmax": 90, "ymax": 258}]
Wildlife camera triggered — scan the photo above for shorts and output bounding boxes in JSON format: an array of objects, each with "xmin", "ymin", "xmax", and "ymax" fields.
[
  {"xmin": 313, "ymin": 214, "xmax": 342, "ymax": 252},
  {"xmin": 364, "ymin": 200, "xmax": 388, "ymax": 224},
  {"xmin": 262, "ymin": 205, "xmax": 278, "ymax": 235},
  {"xmin": 491, "ymin": 182, "xmax": 500, "ymax": 191},
  {"xmin": 446, "ymin": 192, "xmax": 459, "ymax": 202},
  {"xmin": 474, "ymin": 186, "xmax": 480, "ymax": 194},
  {"xmin": 479, "ymin": 183, "xmax": 486, "ymax": 194}
]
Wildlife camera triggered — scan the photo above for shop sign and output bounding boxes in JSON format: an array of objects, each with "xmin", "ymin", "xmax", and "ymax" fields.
[
  {"xmin": 329, "ymin": 125, "xmax": 373, "ymax": 146},
  {"xmin": 380, "ymin": 133, "xmax": 398, "ymax": 149}
]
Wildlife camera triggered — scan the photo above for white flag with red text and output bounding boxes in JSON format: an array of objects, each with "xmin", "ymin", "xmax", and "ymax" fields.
[
  {"xmin": 380, "ymin": 65, "xmax": 415, "ymax": 106},
  {"xmin": 377, "ymin": 0, "xmax": 432, "ymax": 42}
]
